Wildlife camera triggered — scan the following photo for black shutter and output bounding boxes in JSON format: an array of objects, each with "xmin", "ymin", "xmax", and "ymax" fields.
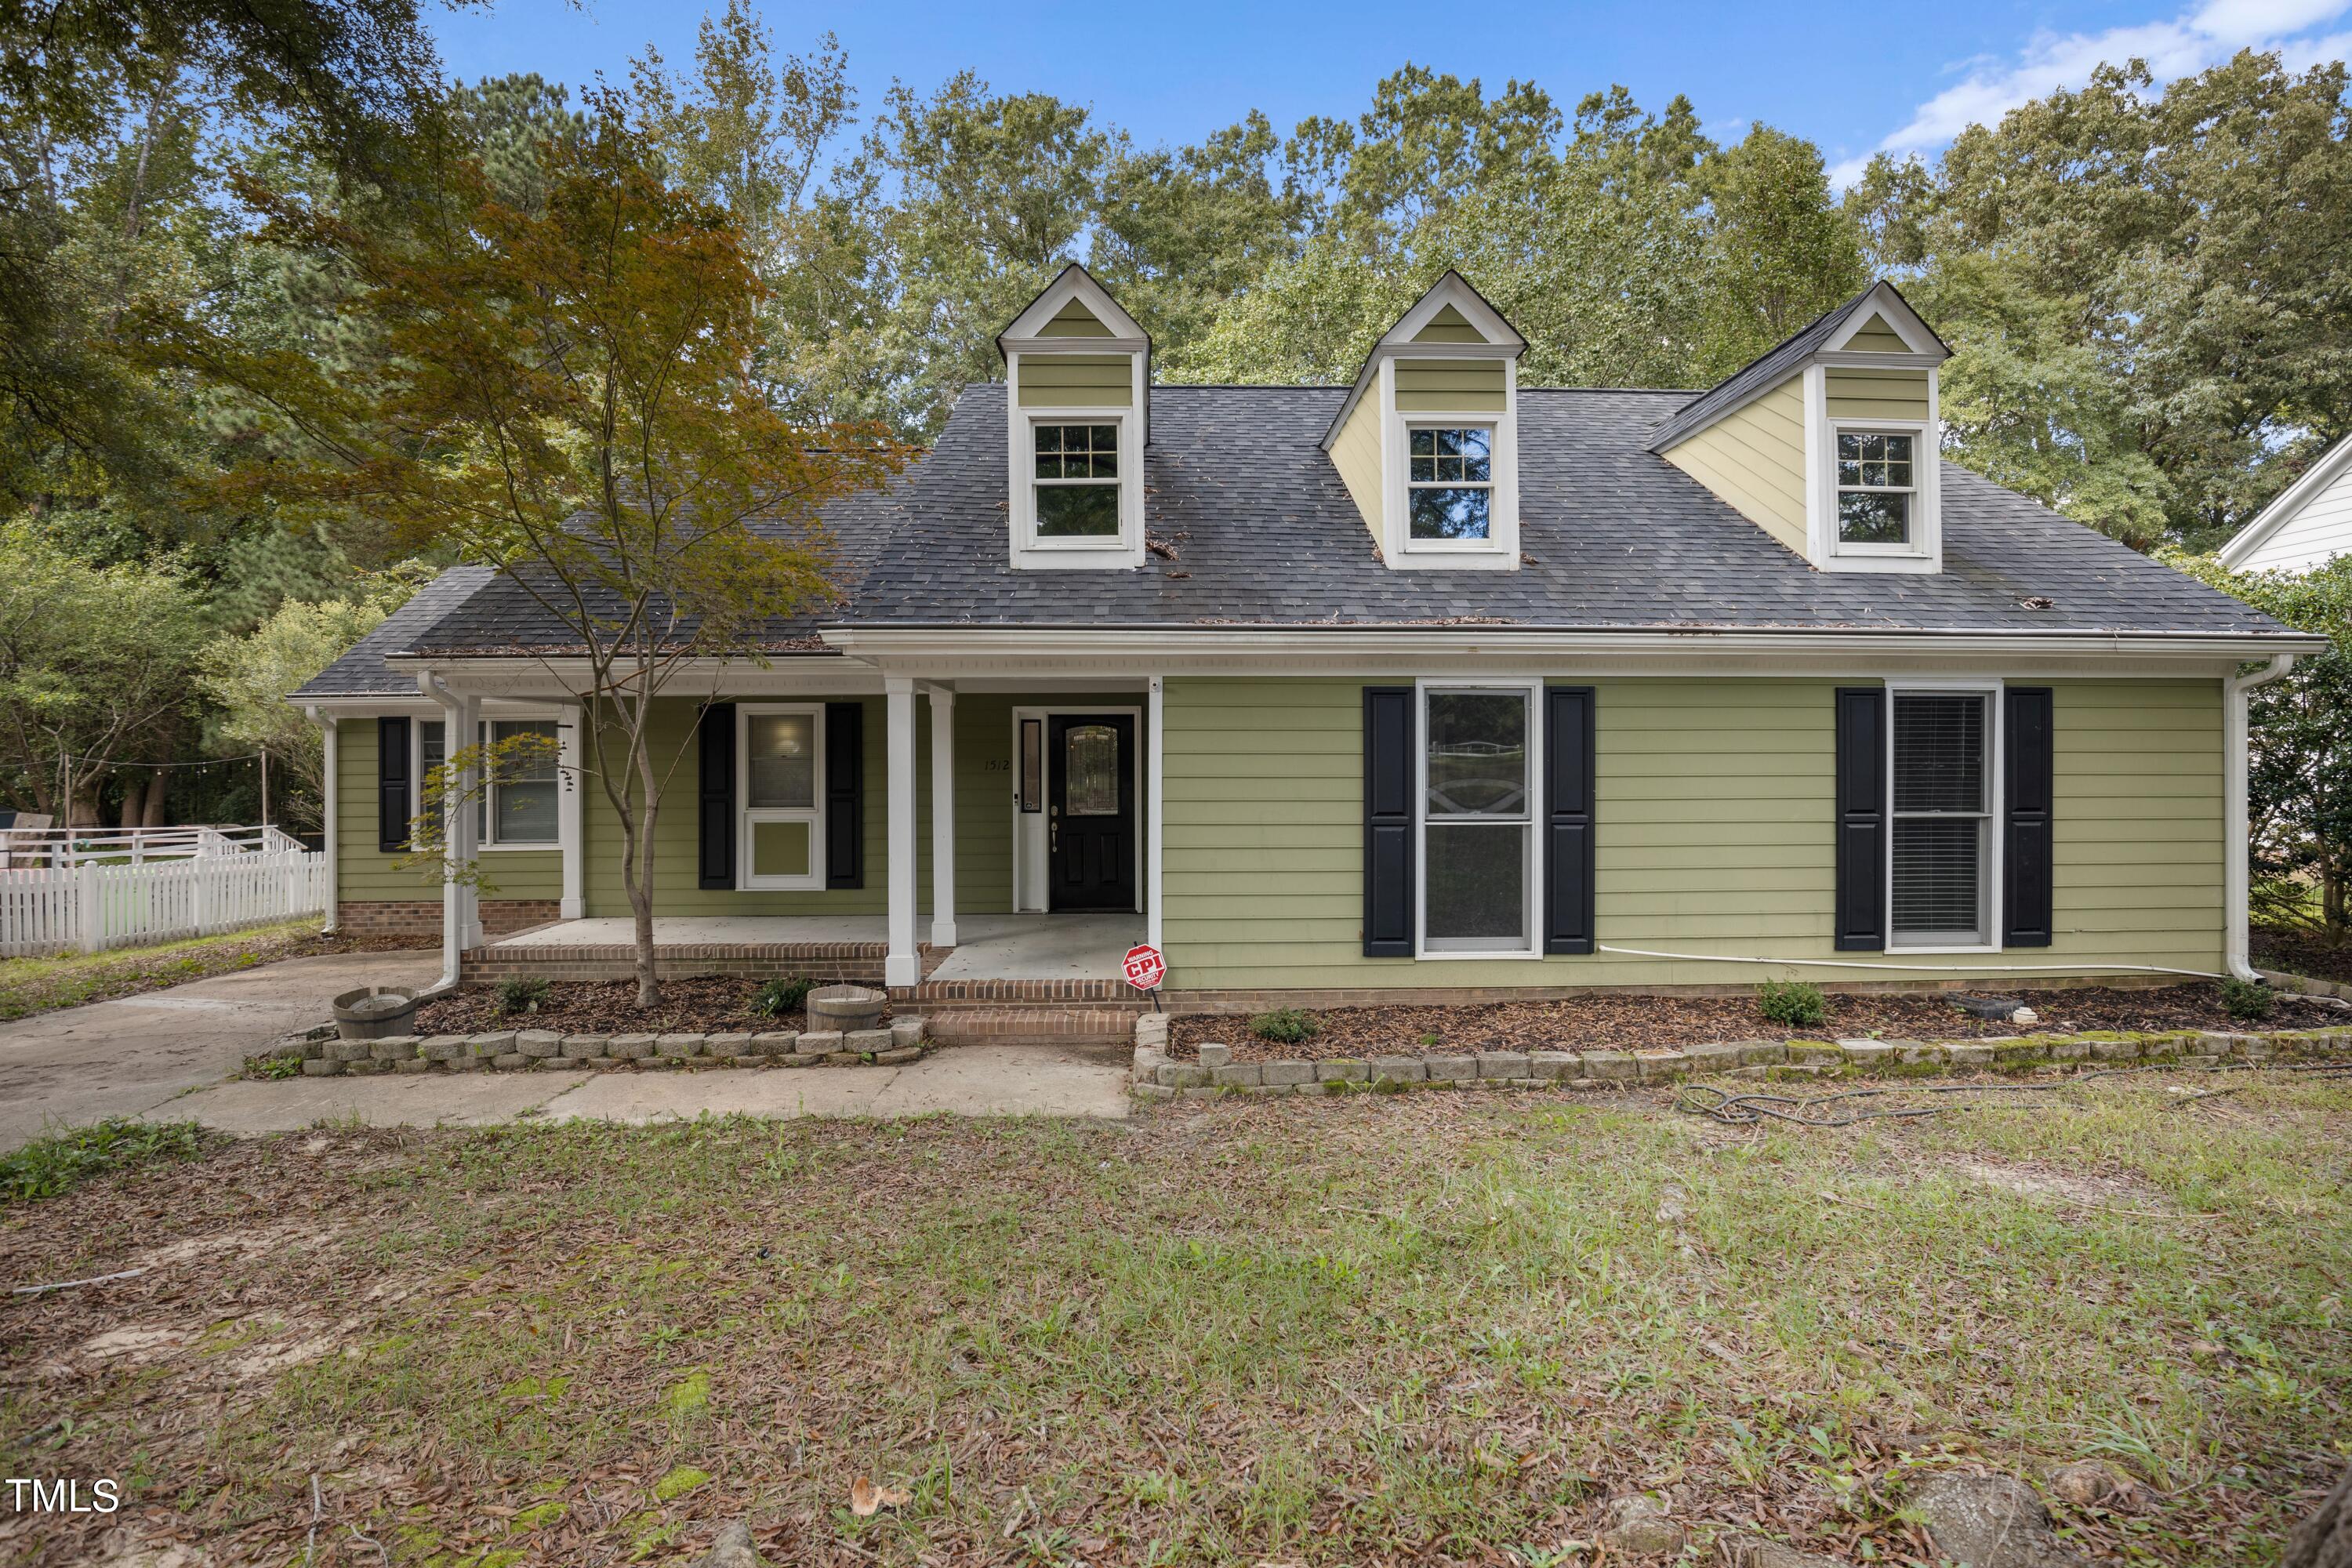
[
  {"xmin": 1834, "ymin": 687, "xmax": 1888, "ymax": 951},
  {"xmin": 376, "ymin": 717, "xmax": 411, "ymax": 853},
  {"xmin": 697, "ymin": 702, "xmax": 735, "ymax": 889},
  {"xmin": 1543, "ymin": 685, "xmax": 1596, "ymax": 954},
  {"xmin": 825, "ymin": 701, "xmax": 864, "ymax": 889},
  {"xmin": 2003, "ymin": 686, "xmax": 2055, "ymax": 947},
  {"xmin": 1363, "ymin": 686, "xmax": 1415, "ymax": 956}
]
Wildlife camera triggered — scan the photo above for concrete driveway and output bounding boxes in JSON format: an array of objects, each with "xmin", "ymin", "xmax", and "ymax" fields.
[
  {"xmin": 0, "ymin": 950, "xmax": 439, "ymax": 1151},
  {"xmin": 0, "ymin": 951, "xmax": 1130, "ymax": 1149}
]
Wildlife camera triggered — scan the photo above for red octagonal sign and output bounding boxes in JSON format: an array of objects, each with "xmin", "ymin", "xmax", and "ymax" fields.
[{"xmin": 1122, "ymin": 943, "xmax": 1166, "ymax": 991}]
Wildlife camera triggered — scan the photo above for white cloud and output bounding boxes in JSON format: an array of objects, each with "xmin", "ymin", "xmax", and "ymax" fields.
[{"xmin": 1830, "ymin": 0, "xmax": 2351, "ymax": 186}]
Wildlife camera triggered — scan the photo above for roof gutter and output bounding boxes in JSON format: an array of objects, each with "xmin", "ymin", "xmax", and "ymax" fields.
[{"xmin": 818, "ymin": 625, "xmax": 2329, "ymax": 660}]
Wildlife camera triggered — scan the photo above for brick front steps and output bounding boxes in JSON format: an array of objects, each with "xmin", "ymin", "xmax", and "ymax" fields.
[
  {"xmin": 906, "ymin": 979, "xmax": 1147, "ymax": 1047},
  {"xmin": 254, "ymin": 1016, "xmax": 931, "ymax": 1076},
  {"xmin": 1128, "ymin": 1014, "xmax": 2352, "ymax": 1099}
]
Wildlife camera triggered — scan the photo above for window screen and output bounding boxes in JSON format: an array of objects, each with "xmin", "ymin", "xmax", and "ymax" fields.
[{"xmin": 1890, "ymin": 691, "xmax": 1990, "ymax": 944}]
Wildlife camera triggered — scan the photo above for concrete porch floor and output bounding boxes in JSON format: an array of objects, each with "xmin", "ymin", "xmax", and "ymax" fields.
[{"xmin": 491, "ymin": 912, "xmax": 1143, "ymax": 983}]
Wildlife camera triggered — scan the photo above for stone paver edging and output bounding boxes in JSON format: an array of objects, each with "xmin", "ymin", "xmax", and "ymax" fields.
[
  {"xmin": 1129, "ymin": 1013, "xmax": 2352, "ymax": 1098},
  {"xmin": 259, "ymin": 1016, "xmax": 931, "ymax": 1077}
]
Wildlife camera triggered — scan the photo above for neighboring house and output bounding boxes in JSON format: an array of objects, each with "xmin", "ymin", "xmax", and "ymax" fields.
[
  {"xmin": 2215, "ymin": 433, "xmax": 2352, "ymax": 573},
  {"xmin": 291, "ymin": 268, "xmax": 2321, "ymax": 1007}
]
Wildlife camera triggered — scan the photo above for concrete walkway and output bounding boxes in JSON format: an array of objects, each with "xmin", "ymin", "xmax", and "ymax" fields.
[
  {"xmin": 0, "ymin": 949, "xmax": 1130, "ymax": 1149},
  {"xmin": 171, "ymin": 1042, "xmax": 1131, "ymax": 1133},
  {"xmin": 0, "ymin": 949, "xmax": 439, "ymax": 1151}
]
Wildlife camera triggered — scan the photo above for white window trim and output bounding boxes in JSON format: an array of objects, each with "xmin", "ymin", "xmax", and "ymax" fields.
[
  {"xmin": 1383, "ymin": 367, "xmax": 1521, "ymax": 570},
  {"xmin": 1806, "ymin": 365, "xmax": 1942, "ymax": 573},
  {"xmin": 1413, "ymin": 677, "xmax": 1542, "ymax": 960},
  {"xmin": 1399, "ymin": 418, "xmax": 1502, "ymax": 554},
  {"xmin": 1005, "ymin": 372, "xmax": 1146, "ymax": 569},
  {"xmin": 1830, "ymin": 417, "xmax": 1936, "ymax": 560},
  {"xmin": 1883, "ymin": 677, "xmax": 2004, "ymax": 954},
  {"xmin": 737, "ymin": 702, "xmax": 827, "ymax": 891},
  {"xmin": 418, "ymin": 710, "xmax": 570, "ymax": 853}
]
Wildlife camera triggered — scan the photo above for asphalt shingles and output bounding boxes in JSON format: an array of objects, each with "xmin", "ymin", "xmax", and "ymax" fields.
[{"xmin": 301, "ymin": 378, "xmax": 2287, "ymax": 695}]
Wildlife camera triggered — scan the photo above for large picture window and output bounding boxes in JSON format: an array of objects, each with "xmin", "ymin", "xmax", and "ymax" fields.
[
  {"xmin": 1889, "ymin": 689, "xmax": 1994, "ymax": 947},
  {"xmin": 1032, "ymin": 421, "xmax": 1120, "ymax": 538},
  {"xmin": 739, "ymin": 705, "xmax": 825, "ymax": 888},
  {"xmin": 1421, "ymin": 684, "xmax": 1534, "ymax": 953}
]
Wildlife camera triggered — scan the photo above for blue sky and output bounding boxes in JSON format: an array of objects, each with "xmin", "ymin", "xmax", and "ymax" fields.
[{"xmin": 431, "ymin": 0, "xmax": 2352, "ymax": 185}]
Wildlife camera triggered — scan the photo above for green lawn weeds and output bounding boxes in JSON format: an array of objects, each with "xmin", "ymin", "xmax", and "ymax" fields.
[{"xmin": 0, "ymin": 1079, "xmax": 2343, "ymax": 1566}]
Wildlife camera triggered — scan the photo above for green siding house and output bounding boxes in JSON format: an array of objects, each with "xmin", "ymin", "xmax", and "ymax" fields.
[{"xmin": 290, "ymin": 268, "xmax": 2321, "ymax": 1004}]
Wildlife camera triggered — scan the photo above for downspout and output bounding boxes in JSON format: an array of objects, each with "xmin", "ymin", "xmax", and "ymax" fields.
[
  {"xmin": 2226, "ymin": 653, "xmax": 2296, "ymax": 982},
  {"xmin": 419, "ymin": 673, "xmax": 481, "ymax": 996},
  {"xmin": 303, "ymin": 706, "xmax": 337, "ymax": 933}
]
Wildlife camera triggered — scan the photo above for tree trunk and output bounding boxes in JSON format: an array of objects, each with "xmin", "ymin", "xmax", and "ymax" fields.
[
  {"xmin": 118, "ymin": 788, "xmax": 139, "ymax": 829},
  {"xmin": 2284, "ymin": 1463, "xmax": 2351, "ymax": 1568},
  {"xmin": 142, "ymin": 772, "xmax": 168, "ymax": 827},
  {"xmin": 631, "ymin": 794, "xmax": 662, "ymax": 1008}
]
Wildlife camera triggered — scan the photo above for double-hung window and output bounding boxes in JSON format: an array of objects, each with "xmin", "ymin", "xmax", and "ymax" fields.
[
  {"xmin": 1031, "ymin": 422, "xmax": 1121, "ymax": 539},
  {"xmin": 418, "ymin": 717, "xmax": 561, "ymax": 848},
  {"xmin": 1407, "ymin": 426, "xmax": 1494, "ymax": 542},
  {"xmin": 1835, "ymin": 430, "xmax": 1918, "ymax": 547},
  {"xmin": 1420, "ymin": 684, "xmax": 1535, "ymax": 953},
  {"xmin": 739, "ymin": 705, "xmax": 824, "ymax": 889},
  {"xmin": 1889, "ymin": 689, "xmax": 1994, "ymax": 948}
]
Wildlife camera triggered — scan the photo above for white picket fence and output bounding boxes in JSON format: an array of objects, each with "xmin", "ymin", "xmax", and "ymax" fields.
[{"xmin": 0, "ymin": 848, "xmax": 328, "ymax": 957}]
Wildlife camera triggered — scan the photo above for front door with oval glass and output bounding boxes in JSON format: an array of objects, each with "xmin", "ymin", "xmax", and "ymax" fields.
[{"xmin": 1047, "ymin": 714, "xmax": 1135, "ymax": 911}]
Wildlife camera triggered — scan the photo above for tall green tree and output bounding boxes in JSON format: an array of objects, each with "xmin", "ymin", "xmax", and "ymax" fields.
[
  {"xmin": 1857, "ymin": 52, "xmax": 2352, "ymax": 550},
  {"xmin": 169, "ymin": 95, "xmax": 905, "ymax": 1004},
  {"xmin": 1695, "ymin": 124, "xmax": 1867, "ymax": 375}
]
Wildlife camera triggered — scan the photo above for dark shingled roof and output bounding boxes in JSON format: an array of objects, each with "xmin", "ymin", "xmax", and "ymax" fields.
[
  {"xmin": 291, "ymin": 566, "xmax": 498, "ymax": 698},
  {"xmin": 1643, "ymin": 282, "xmax": 1944, "ymax": 455},
  {"xmin": 302, "ymin": 379, "xmax": 2289, "ymax": 684},
  {"xmin": 842, "ymin": 383, "xmax": 2287, "ymax": 637}
]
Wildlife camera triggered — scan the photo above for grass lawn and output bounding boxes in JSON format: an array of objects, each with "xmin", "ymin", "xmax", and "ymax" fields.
[
  {"xmin": 0, "ymin": 920, "xmax": 430, "ymax": 1021},
  {"xmin": 0, "ymin": 1078, "xmax": 2346, "ymax": 1566}
]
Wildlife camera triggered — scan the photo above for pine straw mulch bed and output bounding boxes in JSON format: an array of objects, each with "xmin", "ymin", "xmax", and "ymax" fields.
[
  {"xmin": 1168, "ymin": 982, "xmax": 2332, "ymax": 1062},
  {"xmin": 409, "ymin": 975, "xmax": 848, "ymax": 1036}
]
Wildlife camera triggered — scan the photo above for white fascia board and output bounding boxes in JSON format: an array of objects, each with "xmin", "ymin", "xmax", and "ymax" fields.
[
  {"xmin": 1823, "ymin": 281, "xmax": 1949, "ymax": 360},
  {"xmin": 996, "ymin": 263, "xmax": 1148, "ymax": 350},
  {"xmin": 384, "ymin": 654, "xmax": 887, "ymax": 698},
  {"xmin": 820, "ymin": 625, "xmax": 2325, "ymax": 680},
  {"xmin": 2216, "ymin": 433, "xmax": 2352, "ymax": 569}
]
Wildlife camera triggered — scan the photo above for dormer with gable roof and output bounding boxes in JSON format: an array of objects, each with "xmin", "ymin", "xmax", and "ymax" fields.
[
  {"xmin": 1649, "ymin": 281, "xmax": 1950, "ymax": 574},
  {"xmin": 1321, "ymin": 273, "xmax": 1527, "ymax": 571},
  {"xmin": 997, "ymin": 263, "xmax": 1152, "ymax": 571}
]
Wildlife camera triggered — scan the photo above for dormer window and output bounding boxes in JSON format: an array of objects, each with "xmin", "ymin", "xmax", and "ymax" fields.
[
  {"xmin": 1320, "ymin": 272, "xmax": 1526, "ymax": 572},
  {"xmin": 1835, "ymin": 430, "xmax": 1915, "ymax": 546},
  {"xmin": 1033, "ymin": 422, "xmax": 1121, "ymax": 538},
  {"xmin": 1408, "ymin": 426, "xmax": 1494, "ymax": 541},
  {"xmin": 996, "ymin": 263, "xmax": 1150, "ymax": 571}
]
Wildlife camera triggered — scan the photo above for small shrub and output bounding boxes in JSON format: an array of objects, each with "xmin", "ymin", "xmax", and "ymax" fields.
[
  {"xmin": 1250, "ymin": 1007, "xmax": 1319, "ymax": 1045},
  {"xmin": 751, "ymin": 976, "xmax": 817, "ymax": 1018},
  {"xmin": 0, "ymin": 1119, "xmax": 209, "ymax": 1205},
  {"xmin": 1757, "ymin": 980, "xmax": 1829, "ymax": 1029},
  {"xmin": 2220, "ymin": 978, "xmax": 2277, "ymax": 1022},
  {"xmin": 496, "ymin": 976, "xmax": 551, "ymax": 1015},
  {"xmin": 248, "ymin": 1054, "xmax": 303, "ymax": 1080}
]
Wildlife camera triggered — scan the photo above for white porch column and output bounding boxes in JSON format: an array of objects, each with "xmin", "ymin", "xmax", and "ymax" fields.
[
  {"xmin": 558, "ymin": 704, "xmax": 584, "ymax": 919},
  {"xmin": 308, "ymin": 707, "xmax": 338, "ymax": 932},
  {"xmin": 885, "ymin": 677, "xmax": 920, "ymax": 987},
  {"xmin": 1146, "ymin": 675, "xmax": 1165, "ymax": 952},
  {"xmin": 422, "ymin": 675, "xmax": 482, "ymax": 988},
  {"xmin": 927, "ymin": 684, "xmax": 957, "ymax": 949}
]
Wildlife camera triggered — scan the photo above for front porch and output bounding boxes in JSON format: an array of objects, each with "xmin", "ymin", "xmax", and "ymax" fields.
[{"xmin": 461, "ymin": 907, "xmax": 1148, "ymax": 992}]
